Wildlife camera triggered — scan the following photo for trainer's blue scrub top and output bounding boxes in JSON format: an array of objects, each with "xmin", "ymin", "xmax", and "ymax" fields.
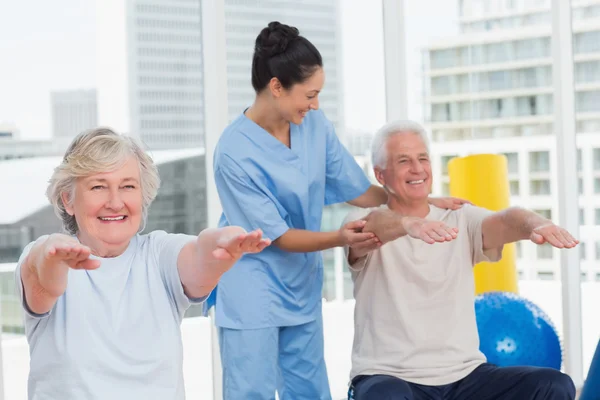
[{"xmin": 208, "ymin": 109, "xmax": 371, "ymax": 329}]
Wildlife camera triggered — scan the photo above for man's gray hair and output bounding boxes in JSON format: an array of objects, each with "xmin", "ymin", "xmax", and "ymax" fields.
[{"xmin": 371, "ymin": 120, "xmax": 430, "ymax": 169}]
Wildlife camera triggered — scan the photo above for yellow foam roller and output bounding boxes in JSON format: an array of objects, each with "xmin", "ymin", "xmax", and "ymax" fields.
[{"xmin": 447, "ymin": 154, "xmax": 519, "ymax": 295}]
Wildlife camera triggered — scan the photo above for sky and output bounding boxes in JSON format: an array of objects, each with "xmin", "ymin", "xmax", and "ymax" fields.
[{"xmin": 0, "ymin": 0, "xmax": 458, "ymax": 140}]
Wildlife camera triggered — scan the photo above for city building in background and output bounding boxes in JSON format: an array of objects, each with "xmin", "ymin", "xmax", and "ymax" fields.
[
  {"xmin": 96, "ymin": 0, "xmax": 205, "ymax": 150},
  {"xmin": 96, "ymin": 0, "xmax": 343, "ymax": 151},
  {"xmin": 0, "ymin": 122, "xmax": 66, "ymax": 161},
  {"xmin": 423, "ymin": 0, "xmax": 600, "ymax": 281},
  {"xmin": 51, "ymin": 89, "xmax": 98, "ymax": 139}
]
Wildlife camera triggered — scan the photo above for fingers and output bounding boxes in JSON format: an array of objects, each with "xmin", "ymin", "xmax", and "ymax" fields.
[
  {"xmin": 420, "ymin": 233, "xmax": 436, "ymax": 244},
  {"xmin": 47, "ymin": 243, "xmax": 92, "ymax": 262},
  {"xmin": 351, "ymin": 237, "xmax": 382, "ymax": 251},
  {"xmin": 422, "ymin": 223, "xmax": 458, "ymax": 244},
  {"xmin": 344, "ymin": 219, "xmax": 367, "ymax": 231},
  {"xmin": 455, "ymin": 198, "xmax": 473, "ymax": 205},
  {"xmin": 533, "ymin": 226, "xmax": 579, "ymax": 249},
  {"xmin": 448, "ymin": 201, "xmax": 464, "ymax": 210},
  {"xmin": 434, "ymin": 225, "xmax": 458, "ymax": 241},
  {"xmin": 218, "ymin": 229, "xmax": 271, "ymax": 257},
  {"xmin": 347, "ymin": 231, "xmax": 376, "ymax": 245},
  {"xmin": 557, "ymin": 228, "xmax": 578, "ymax": 247},
  {"xmin": 73, "ymin": 259, "xmax": 101, "ymax": 270}
]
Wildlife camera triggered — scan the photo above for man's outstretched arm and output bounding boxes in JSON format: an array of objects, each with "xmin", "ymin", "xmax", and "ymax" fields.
[{"xmin": 481, "ymin": 207, "xmax": 578, "ymax": 250}]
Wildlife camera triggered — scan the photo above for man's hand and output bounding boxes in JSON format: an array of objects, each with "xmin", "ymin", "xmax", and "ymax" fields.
[
  {"xmin": 530, "ymin": 224, "xmax": 578, "ymax": 248},
  {"xmin": 211, "ymin": 227, "xmax": 271, "ymax": 261},
  {"xmin": 402, "ymin": 217, "xmax": 459, "ymax": 244},
  {"xmin": 362, "ymin": 208, "xmax": 459, "ymax": 245},
  {"xmin": 428, "ymin": 196, "xmax": 472, "ymax": 210}
]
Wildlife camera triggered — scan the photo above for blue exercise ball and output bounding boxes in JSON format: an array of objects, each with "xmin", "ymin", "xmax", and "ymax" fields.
[{"xmin": 474, "ymin": 291, "xmax": 562, "ymax": 369}]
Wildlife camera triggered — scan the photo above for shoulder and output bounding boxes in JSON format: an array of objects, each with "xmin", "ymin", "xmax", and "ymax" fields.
[
  {"xmin": 441, "ymin": 204, "xmax": 494, "ymax": 226},
  {"xmin": 460, "ymin": 204, "xmax": 494, "ymax": 220},
  {"xmin": 215, "ymin": 115, "xmax": 250, "ymax": 155},
  {"xmin": 139, "ymin": 231, "xmax": 196, "ymax": 256}
]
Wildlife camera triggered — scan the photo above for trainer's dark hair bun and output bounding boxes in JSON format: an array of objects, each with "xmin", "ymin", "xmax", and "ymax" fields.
[
  {"xmin": 255, "ymin": 22, "xmax": 300, "ymax": 58},
  {"xmin": 251, "ymin": 21, "xmax": 322, "ymax": 92}
]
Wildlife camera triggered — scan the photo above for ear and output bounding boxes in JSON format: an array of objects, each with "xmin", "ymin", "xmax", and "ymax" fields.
[
  {"xmin": 374, "ymin": 167, "xmax": 386, "ymax": 187},
  {"xmin": 268, "ymin": 77, "xmax": 283, "ymax": 98},
  {"xmin": 61, "ymin": 191, "xmax": 74, "ymax": 216}
]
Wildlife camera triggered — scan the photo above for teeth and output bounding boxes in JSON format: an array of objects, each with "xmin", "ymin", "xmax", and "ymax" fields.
[
  {"xmin": 100, "ymin": 216, "xmax": 125, "ymax": 221},
  {"xmin": 408, "ymin": 180, "xmax": 424, "ymax": 184}
]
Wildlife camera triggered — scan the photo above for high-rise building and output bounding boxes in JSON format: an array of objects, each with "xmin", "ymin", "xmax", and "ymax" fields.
[
  {"xmin": 423, "ymin": 0, "xmax": 600, "ymax": 281},
  {"xmin": 96, "ymin": 0, "xmax": 205, "ymax": 150},
  {"xmin": 51, "ymin": 89, "xmax": 98, "ymax": 139},
  {"xmin": 95, "ymin": 0, "xmax": 343, "ymax": 151}
]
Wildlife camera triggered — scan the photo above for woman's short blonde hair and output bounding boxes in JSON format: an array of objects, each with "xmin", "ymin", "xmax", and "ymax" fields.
[{"xmin": 46, "ymin": 127, "xmax": 160, "ymax": 234}]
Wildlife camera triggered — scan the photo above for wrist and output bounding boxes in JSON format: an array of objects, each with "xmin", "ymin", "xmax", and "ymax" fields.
[{"xmin": 335, "ymin": 229, "xmax": 346, "ymax": 247}]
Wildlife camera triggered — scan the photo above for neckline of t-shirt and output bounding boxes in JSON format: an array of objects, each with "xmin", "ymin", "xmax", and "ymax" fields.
[
  {"xmin": 379, "ymin": 204, "xmax": 441, "ymax": 220},
  {"xmin": 73, "ymin": 234, "xmax": 138, "ymax": 263}
]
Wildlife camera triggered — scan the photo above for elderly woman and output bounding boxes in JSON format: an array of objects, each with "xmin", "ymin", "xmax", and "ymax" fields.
[{"xmin": 15, "ymin": 128, "xmax": 270, "ymax": 399}]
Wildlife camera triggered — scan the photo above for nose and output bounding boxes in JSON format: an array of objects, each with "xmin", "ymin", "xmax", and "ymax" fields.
[
  {"xmin": 105, "ymin": 189, "xmax": 124, "ymax": 211},
  {"xmin": 409, "ymin": 159, "xmax": 425, "ymax": 173},
  {"xmin": 310, "ymin": 97, "xmax": 319, "ymax": 111}
]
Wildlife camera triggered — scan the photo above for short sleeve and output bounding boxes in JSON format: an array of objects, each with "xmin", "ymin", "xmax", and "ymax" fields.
[
  {"xmin": 150, "ymin": 231, "xmax": 201, "ymax": 317},
  {"xmin": 323, "ymin": 115, "xmax": 371, "ymax": 206},
  {"xmin": 342, "ymin": 207, "xmax": 374, "ymax": 273},
  {"xmin": 462, "ymin": 205, "xmax": 504, "ymax": 264},
  {"xmin": 14, "ymin": 238, "xmax": 54, "ymax": 320},
  {"xmin": 214, "ymin": 154, "xmax": 290, "ymax": 242}
]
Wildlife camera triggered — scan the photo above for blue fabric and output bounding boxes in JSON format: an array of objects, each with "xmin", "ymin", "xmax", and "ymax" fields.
[
  {"xmin": 219, "ymin": 313, "xmax": 331, "ymax": 400},
  {"xmin": 209, "ymin": 109, "xmax": 371, "ymax": 329},
  {"xmin": 580, "ymin": 338, "xmax": 600, "ymax": 400},
  {"xmin": 350, "ymin": 364, "xmax": 575, "ymax": 400},
  {"xmin": 15, "ymin": 232, "xmax": 205, "ymax": 400}
]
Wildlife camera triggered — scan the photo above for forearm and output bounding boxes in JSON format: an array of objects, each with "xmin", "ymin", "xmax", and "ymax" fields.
[
  {"xmin": 362, "ymin": 211, "xmax": 411, "ymax": 244},
  {"xmin": 348, "ymin": 213, "xmax": 407, "ymax": 263},
  {"xmin": 346, "ymin": 185, "xmax": 387, "ymax": 208},
  {"xmin": 482, "ymin": 207, "xmax": 552, "ymax": 250},
  {"xmin": 274, "ymin": 229, "xmax": 343, "ymax": 252},
  {"xmin": 180, "ymin": 227, "xmax": 242, "ymax": 298},
  {"xmin": 502, "ymin": 207, "xmax": 551, "ymax": 240}
]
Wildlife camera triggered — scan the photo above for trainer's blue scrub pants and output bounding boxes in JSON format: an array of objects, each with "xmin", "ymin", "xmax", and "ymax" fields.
[{"xmin": 218, "ymin": 316, "xmax": 331, "ymax": 400}]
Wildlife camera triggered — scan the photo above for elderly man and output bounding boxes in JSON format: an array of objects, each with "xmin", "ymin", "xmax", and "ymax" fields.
[{"xmin": 343, "ymin": 120, "xmax": 578, "ymax": 400}]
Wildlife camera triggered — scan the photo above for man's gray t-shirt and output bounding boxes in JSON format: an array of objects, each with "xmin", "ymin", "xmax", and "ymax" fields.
[
  {"xmin": 15, "ymin": 231, "xmax": 205, "ymax": 400},
  {"xmin": 345, "ymin": 204, "xmax": 503, "ymax": 386}
]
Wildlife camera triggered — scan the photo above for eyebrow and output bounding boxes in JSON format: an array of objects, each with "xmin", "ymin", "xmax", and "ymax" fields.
[
  {"xmin": 87, "ymin": 177, "xmax": 140, "ymax": 184},
  {"xmin": 395, "ymin": 153, "xmax": 429, "ymax": 159}
]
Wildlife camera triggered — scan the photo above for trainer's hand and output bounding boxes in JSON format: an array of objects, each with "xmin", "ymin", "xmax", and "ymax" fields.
[
  {"xmin": 428, "ymin": 196, "xmax": 472, "ymax": 210},
  {"xmin": 339, "ymin": 219, "xmax": 379, "ymax": 247}
]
